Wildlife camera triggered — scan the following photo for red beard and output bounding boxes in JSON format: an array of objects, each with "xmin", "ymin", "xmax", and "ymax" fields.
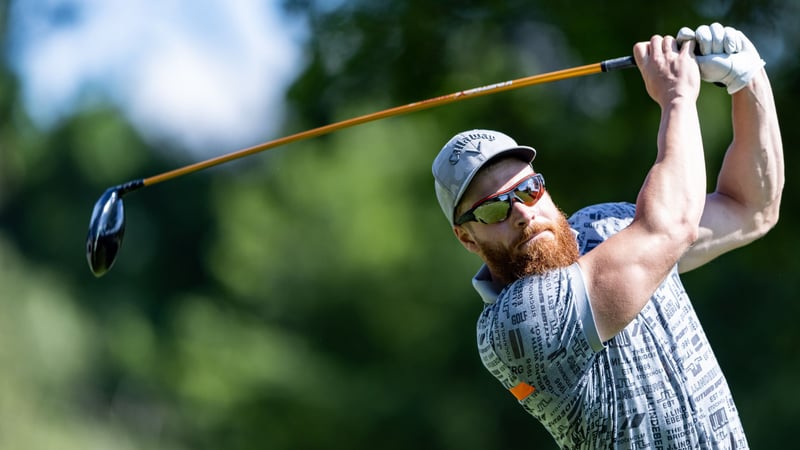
[{"xmin": 478, "ymin": 211, "xmax": 579, "ymax": 284}]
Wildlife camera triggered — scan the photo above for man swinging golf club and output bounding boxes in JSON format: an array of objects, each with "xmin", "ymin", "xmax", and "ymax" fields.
[{"xmin": 432, "ymin": 23, "xmax": 783, "ymax": 448}]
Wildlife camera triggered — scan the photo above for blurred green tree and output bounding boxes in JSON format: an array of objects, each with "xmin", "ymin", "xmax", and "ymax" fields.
[{"xmin": 0, "ymin": 0, "xmax": 798, "ymax": 448}]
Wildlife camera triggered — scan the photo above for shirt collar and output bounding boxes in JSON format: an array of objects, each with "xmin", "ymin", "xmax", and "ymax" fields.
[{"xmin": 472, "ymin": 264, "xmax": 506, "ymax": 304}]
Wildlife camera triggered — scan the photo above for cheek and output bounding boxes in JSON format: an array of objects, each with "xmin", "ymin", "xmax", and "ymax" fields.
[
  {"xmin": 536, "ymin": 193, "xmax": 556, "ymax": 211},
  {"xmin": 534, "ymin": 197, "xmax": 563, "ymax": 221},
  {"xmin": 456, "ymin": 226, "xmax": 486, "ymax": 254}
]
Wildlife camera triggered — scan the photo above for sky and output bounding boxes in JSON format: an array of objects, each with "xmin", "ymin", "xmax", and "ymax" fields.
[{"xmin": 6, "ymin": 0, "xmax": 307, "ymax": 157}]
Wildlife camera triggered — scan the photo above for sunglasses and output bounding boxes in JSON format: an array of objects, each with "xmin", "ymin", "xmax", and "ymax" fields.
[{"xmin": 455, "ymin": 173, "xmax": 546, "ymax": 225}]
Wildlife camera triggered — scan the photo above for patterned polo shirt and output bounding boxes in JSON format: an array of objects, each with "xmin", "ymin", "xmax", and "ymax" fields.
[{"xmin": 475, "ymin": 202, "xmax": 747, "ymax": 449}]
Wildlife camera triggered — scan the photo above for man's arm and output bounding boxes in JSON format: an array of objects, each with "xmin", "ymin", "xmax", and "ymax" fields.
[
  {"xmin": 577, "ymin": 34, "xmax": 706, "ymax": 342},
  {"xmin": 679, "ymin": 67, "xmax": 784, "ymax": 272}
]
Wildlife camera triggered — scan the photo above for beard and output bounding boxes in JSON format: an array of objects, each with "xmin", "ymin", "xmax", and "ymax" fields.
[{"xmin": 478, "ymin": 211, "xmax": 579, "ymax": 284}]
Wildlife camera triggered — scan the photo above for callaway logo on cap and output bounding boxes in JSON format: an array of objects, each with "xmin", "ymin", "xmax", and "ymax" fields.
[
  {"xmin": 448, "ymin": 133, "xmax": 494, "ymax": 164},
  {"xmin": 432, "ymin": 129, "xmax": 536, "ymax": 225}
]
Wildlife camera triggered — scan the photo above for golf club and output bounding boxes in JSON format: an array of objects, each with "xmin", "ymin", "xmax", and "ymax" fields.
[{"xmin": 86, "ymin": 55, "xmax": 637, "ymax": 277}]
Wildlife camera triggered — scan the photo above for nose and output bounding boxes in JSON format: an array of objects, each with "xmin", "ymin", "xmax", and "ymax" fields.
[{"xmin": 510, "ymin": 197, "xmax": 536, "ymax": 227}]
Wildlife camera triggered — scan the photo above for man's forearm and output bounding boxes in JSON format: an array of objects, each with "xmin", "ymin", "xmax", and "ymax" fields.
[
  {"xmin": 719, "ymin": 68, "xmax": 784, "ymax": 230},
  {"xmin": 636, "ymin": 97, "xmax": 706, "ymax": 235}
]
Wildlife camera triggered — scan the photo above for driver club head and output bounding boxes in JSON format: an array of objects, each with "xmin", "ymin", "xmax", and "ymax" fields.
[
  {"xmin": 86, "ymin": 180, "xmax": 143, "ymax": 277},
  {"xmin": 86, "ymin": 187, "xmax": 125, "ymax": 277}
]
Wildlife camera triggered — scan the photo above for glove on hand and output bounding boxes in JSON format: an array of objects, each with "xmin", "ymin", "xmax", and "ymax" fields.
[{"xmin": 676, "ymin": 23, "xmax": 765, "ymax": 94}]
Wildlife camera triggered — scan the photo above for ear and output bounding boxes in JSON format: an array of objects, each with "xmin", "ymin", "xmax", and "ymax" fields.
[{"xmin": 454, "ymin": 225, "xmax": 481, "ymax": 255}]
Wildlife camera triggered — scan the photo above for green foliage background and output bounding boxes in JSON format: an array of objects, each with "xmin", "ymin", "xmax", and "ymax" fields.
[{"xmin": 1, "ymin": 1, "xmax": 798, "ymax": 448}]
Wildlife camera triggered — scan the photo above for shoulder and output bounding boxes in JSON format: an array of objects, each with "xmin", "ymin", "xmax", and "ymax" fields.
[
  {"xmin": 481, "ymin": 264, "xmax": 595, "ymax": 338},
  {"xmin": 568, "ymin": 202, "xmax": 636, "ymax": 226},
  {"xmin": 569, "ymin": 202, "xmax": 636, "ymax": 255},
  {"xmin": 477, "ymin": 264, "xmax": 604, "ymax": 369},
  {"xmin": 479, "ymin": 267, "xmax": 573, "ymax": 323}
]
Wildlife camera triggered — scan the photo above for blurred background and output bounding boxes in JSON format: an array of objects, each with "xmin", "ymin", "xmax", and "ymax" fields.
[{"xmin": 1, "ymin": 0, "xmax": 797, "ymax": 448}]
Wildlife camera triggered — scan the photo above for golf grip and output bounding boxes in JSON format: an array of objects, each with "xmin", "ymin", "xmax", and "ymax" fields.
[
  {"xmin": 601, "ymin": 55, "xmax": 636, "ymax": 72},
  {"xmin": 142, "ymin": 55, "xmax": 636, "ymax": 188}
]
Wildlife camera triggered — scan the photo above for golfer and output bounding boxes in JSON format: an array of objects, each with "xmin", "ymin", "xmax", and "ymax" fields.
[{"xmin": 432, "ymin": 23, "xmax": 782, "ymax": 448}]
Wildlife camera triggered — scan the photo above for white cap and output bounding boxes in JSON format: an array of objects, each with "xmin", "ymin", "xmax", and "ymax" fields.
[{"xmin": 432, "ymin": 129, "xmax": 536, "ymax": 225}]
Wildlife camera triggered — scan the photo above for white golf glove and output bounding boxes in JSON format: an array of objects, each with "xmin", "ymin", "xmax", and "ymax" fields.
[{"xmin": 676, "ymin": 23, "xmax": 765, "ymax": 94}]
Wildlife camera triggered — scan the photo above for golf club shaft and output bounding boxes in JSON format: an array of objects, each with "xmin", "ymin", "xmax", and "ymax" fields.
[{"xmin": 141, "ymin": 55, "xmax": 636, "ymax": 188}]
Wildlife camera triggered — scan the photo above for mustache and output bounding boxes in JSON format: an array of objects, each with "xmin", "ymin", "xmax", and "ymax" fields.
[{"xmin": 514, "ymin": 223, "xmax": 553, "ymax": 247}]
